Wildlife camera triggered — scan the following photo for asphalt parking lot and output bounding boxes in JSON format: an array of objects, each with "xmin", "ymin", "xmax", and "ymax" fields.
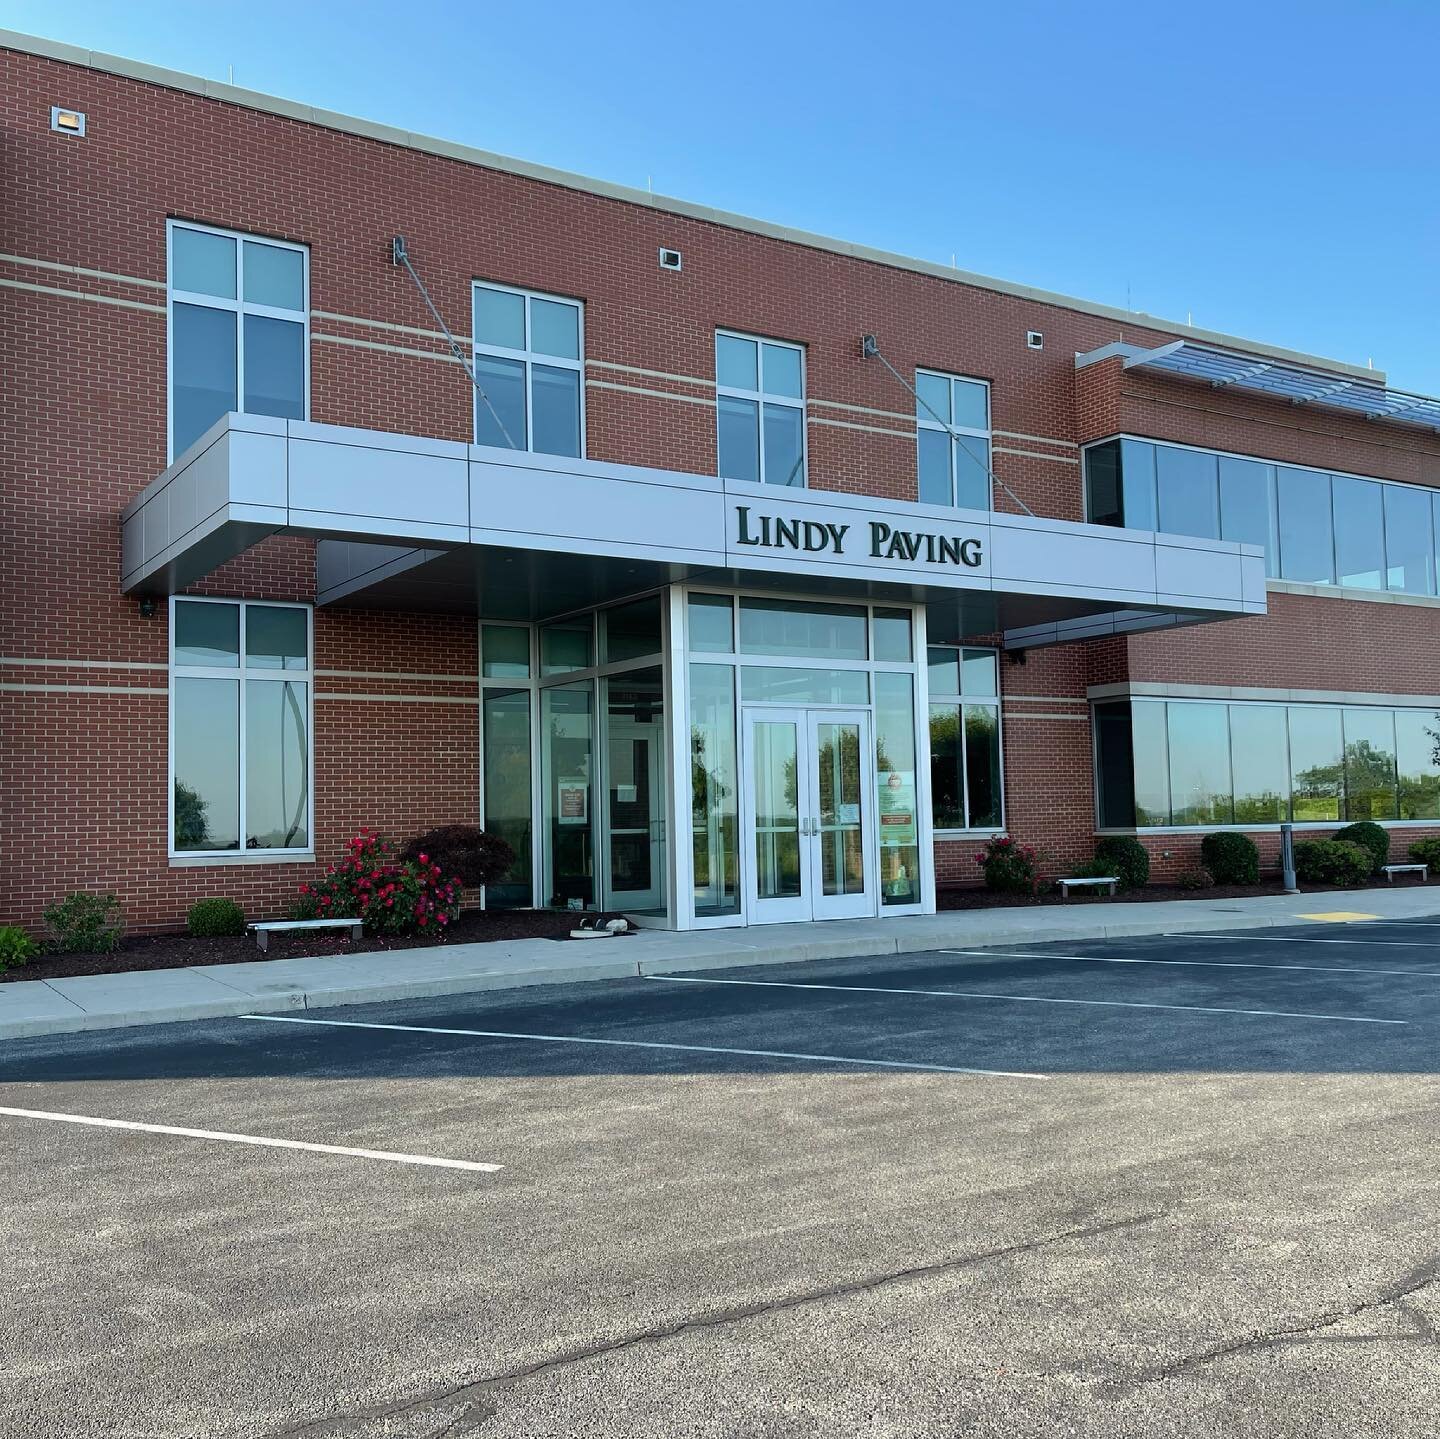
[{"xmin": 3, "ymin": 918, "xmax": 1439, "ymax": 1438}]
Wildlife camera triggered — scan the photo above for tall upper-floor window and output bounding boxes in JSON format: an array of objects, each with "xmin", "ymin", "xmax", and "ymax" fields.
[
  {"xmin": 1084, "ymin": 435, "xmax": 1440, "ymax": 598},
  {"xmin": 916, "ymin": 370, "xmax": 991, "ymax": 510},
  {"xmin": 170, "ymin": 597, "xmax": 312, "ymax": 857},
  {"xmin": 167, "ymin": 221, "xmax": 308, "ymax": 460},
  {"xmin": 472, "ymin": 282, "xmax": 584, "ymax": 456},
  {"xmin": 716, "ymin": 331, "xmax": 806, "ymax": 486}
]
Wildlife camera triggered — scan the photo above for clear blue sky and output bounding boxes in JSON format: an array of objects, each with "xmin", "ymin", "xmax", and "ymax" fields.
[{"xmin": 11, "ymin": 0, "xmax": 1440, "ymax": 392}]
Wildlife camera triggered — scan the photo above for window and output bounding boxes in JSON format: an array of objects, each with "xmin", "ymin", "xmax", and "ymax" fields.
[
  {"xmin": 1087, "ymin": 435, "xmax": 1440, "ymax": 597},
  {"xmin": 915, "ymin": 369, "xmax": 992, "ymax": 510},
  {"xmin": 472, "ymin": 282, "xmax": 584, "ymax": 456},
  {"xmin": 170, "ymin": 598, "xmax": 311, "ymax": 855},
  {"xmin": 1093, "ymin": 696, "xmax": 1440, "ymax": 828},
  {"xmin": 927, "ymin": 645, "xmax": 1002, "ymax": 830},
  {"xmin": 168, "ymin": 221, "xmax": 308, "ymax": 460},
  {"xmin": 716, "ymin": 332, "xmax": 806, "ymax": 486}
]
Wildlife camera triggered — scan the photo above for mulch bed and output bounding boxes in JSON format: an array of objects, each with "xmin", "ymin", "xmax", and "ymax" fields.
[
  {"xmin": 939, "ymin": 875, "xmax": 1438, "ymax": 910},
  {"xmin": 4, "ymin": 908, "xmax": 632, "ymax": 984},
  {"xmin": 10, "ymin": 875, "xmax": 1436, "ymax": 985}
]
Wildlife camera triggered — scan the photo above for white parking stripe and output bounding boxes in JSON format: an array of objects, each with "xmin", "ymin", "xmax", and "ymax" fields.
[
  {"xmin": 0, "ymin": 1106, "xmax": 501, "ymax": 1173},
  {"xmin": 1172, "ymin": 934, "xmax": 1439, "ymax": 949},
  {"xmin": 240, "ymin": 1013, "xmax": 1046, "ymax": 1079},
  {"xmin": 646, "ymin": 975, "xmax": 1404, "ymax": 1025},
  {"xmin": 939, "ymin": 948, "xmax": 1440, "ymax": 979}
]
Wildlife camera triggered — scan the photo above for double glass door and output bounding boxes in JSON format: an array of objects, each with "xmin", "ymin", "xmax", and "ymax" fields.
[{"xmin": 742, "ymin": 707, "xmax": 876, "ymax": 923}]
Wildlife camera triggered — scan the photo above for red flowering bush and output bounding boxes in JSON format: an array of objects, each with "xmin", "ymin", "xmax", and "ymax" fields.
[
  {"xmin": 974, "ymin": 835, "xmax": 1040, "ymax": 895},
  {"xmin": 291, "ymin": 829, "xmax": 461, "ymax": 938}
]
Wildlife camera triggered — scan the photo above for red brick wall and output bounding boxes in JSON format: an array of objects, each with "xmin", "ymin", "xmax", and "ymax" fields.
[{"xmin": 4, "ymin": 42, "xmax": 1440, "ymax": 927}]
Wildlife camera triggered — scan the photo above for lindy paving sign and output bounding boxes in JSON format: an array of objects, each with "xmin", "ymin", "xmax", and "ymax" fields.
[{"xmin": 734, "ymin": 505, "xmax": 983, "ymax": 568}]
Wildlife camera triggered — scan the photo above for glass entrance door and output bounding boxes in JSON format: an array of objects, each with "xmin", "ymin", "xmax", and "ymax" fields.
[
  {"xmin": 605, "ymin": 719, "xmax": 665, "ymax": 911},
  {"xmin": 742, "ymin": 707, "xmax": 876, "ymax": 923}
]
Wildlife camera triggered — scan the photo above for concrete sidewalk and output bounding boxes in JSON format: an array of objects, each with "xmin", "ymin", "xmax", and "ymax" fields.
[{"xmin": 5, "ymin": 884, "xmax": 1440, "ymax": 1041}]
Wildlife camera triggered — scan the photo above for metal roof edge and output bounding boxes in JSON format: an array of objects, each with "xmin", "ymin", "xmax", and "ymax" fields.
[{"xmin": 4, "ymin": 27, "xmax": 1384, "ymax": 385}]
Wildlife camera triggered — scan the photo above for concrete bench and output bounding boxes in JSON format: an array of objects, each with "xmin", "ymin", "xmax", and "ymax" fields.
[
  {"xmin": 251, "ymin": 917, "xmax": 364, "ymax": 952},
  {"xmin": 1382, "ymin": 863, "xmax": 1429, "ymax": 884},
  {"xmin": 1057, "ymin": 876, "xmax": 1118, "ymax": 898}
]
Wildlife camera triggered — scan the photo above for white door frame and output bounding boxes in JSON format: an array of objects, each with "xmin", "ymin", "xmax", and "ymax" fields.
[{"xmin": 740, "ymin": 706, "xmax": 878, "ymax": 924}]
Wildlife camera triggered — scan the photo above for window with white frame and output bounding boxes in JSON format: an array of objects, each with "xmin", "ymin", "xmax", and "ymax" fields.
[
  {"xmin": 471, "ymin": 282, "xmax": 584, "ymax": 456},
  {"xmin": 915, "ymin": 369, "xmax": 992, "ymax": 510},
  {"xmin": 716, "ymin": 331, "xmax": 806, "ymax": 486},
  {"xmin": 170, "ymin": 598, "xmax": 313, "ymax": 856},
  {"xmin": 927, "ymin": 644, "xmax": 1003, "ymax": 830},
  {"xmin": 167, "ymin": 221, "xmax": 308, "ymax": 460}
]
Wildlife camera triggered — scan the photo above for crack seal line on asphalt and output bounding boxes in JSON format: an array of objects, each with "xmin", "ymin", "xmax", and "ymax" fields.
[
  {"xmin": 260, "ymin": 1210, "xmax": 1166, "ymax": 1437},
  {"xmin": 1119, "ymin": 1252, "xmax": 1440, "ymax": 1388},
  {"xmin": 0, "ymin": 1106, "xmax": 501, "ymax": 1173},
  {"xmin": 646, "ymin": 974, "xmax": 1407, "ymax": 1025},
  {"xmin": 239, "ymin": 1012, "xmax": 1047, "ymax": 1079}
]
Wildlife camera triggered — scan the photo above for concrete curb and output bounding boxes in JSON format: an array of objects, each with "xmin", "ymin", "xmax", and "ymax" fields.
[{"xmin": 4, "ymin": 889, "xmax": 1439, "ymax": 1042}]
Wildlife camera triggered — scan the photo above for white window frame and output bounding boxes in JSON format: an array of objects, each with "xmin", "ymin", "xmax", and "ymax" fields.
[
  {"xmin": 168, "ymin": 596, "xmax": 315, "ymax": 863},
  {"xmin": 925, "ymin": 642, "xmax": 1005, "ymax": 834},
  {"xmin": 715, "ymin": 330, "xmax": 808, "ymax": 487},
  {"xmin": 471, "ymin": 280, "xmax": 586, "ymax": 455},
  {"xmin": 166, "ymin": 219, "xmax": 310, "ymax": 463},
  {"xmin": 915, "ymin": 368, "xmax": 992, "ymax": 510}
]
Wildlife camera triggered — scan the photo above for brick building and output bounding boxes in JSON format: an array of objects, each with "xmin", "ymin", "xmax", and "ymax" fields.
[{"xmin": 5, "ymin": 29, "xmax": 1440, "ymax": 934}]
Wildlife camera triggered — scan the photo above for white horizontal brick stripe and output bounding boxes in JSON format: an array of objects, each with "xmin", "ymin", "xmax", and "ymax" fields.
[
  {"xmin": 0, "ymin": 656, "xmax": 167, "ymax": 670},
  {"xmin": 0, "ymin": 682, "xmax": 166, "ymax": 696},
  {"xmin": 0, "ymin": 252, "xmax": 166, "ymax": 290},
  {"xmin": 994, "ymin": 429, "xmax": 1076, "ymax": 449},
  {"xmin": 586, "ymin": 378, "xmax": 716, "ymax": 407},
  {"xmin": 586, "ymin": 359, "xmax": 710, "ymax": 388},
  {"xmin": 809, "ymin": 415, "xmax": 913, "ymax": 440},
  {"xmin": 993, "ymin": 445, "xmax": 1078, "ymax": 466},
  {"xmin": 314, "ymin": 692, "xmax": 480, "ymax": 705},
  {"xmin": 313, "ymin": 330, "xmax": 458, "ymax": 364},
  {"xmin": 0, "ymin": 275, "xmax": 165, "ymax": 314}
]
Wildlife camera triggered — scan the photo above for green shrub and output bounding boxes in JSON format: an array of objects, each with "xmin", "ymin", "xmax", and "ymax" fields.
[
  {"xmin": 1199, "ymin": 832, "xmax": 1261, "ymax": 885},
  {"xmin": 1408, "ymin": 836, "xmax": 1440, "ymax": 867},
  {"xmin": 187, "ymin": 898, "xmax": 247, "ymax": 938},
  {"xmin": 1293, "ymin": 839, "xmax": 1371, "ymax": 887},
  {"xmin": 974, "ymin": 836, "xmax": 1040, "ymax": 896},
  {"xmin": 0, "ymin": 926, "xmax": 38, "ymax": 972},
  {"xmin": 1094, "ymin": 835, "xmax": 1149, "ymax": 890},
  {"xmin": 43, "ymin": 892, "xmax": 123, "ymax": 954},
  {"xmin": 1070, "ymin": 857, "xmax": 1116, "ymax": 881},
  {"xmin": 1176, "ymin": 867, "xmax": 1215, "ymax": 890},
  {"xmin": 1332, "ymin": 821, "xmax": 1389, "ymax": 875}
]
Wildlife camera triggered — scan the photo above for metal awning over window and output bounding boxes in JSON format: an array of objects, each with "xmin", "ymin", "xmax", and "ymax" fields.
[{"xmin": 1094, "ymin": 339, "xmax": 1440, "ymax": 435}]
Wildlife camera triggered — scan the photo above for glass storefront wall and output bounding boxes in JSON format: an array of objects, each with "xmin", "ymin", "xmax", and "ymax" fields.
[
  {"xmin": 1095, "ymin": 696, "xmax": 1440, "ymax": 828},
  {"xmin": 684, "ymin": 591, "xmax": 930, "ymax": 922},
  {"xmin": 478, "ymin": 587, "xmax": 936, "ymax": 928},
  {"xmin": 480, "ymin": 601, "xmax": 670, "ymax": 918},
  {"xmin": 1084, "ymin": 436, "xmax": 1440, "ymax": 599}
]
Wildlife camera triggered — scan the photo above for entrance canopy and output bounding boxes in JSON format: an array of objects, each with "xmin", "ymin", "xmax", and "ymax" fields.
[{"xmin": 121, "ymin": 413, "xmax": 1265, "ymax": 648}]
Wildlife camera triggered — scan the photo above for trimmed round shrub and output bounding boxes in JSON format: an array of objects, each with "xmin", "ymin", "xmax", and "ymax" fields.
[
  {"xmin": 1176, "ymin": 867, "xmax": 1215, "ymax": 891},
  {"xmin": 43, "ymin": 891, "xmax": 123, "ymax": 954},
  {"xmin": 187, "ymin": 898, "xmax": 246, "ymax": 938},
  {"xmin": 1408, "ymin": 836, "xmax": 1440, "ymax": 867},
  {"xmin": 1094, "ymin": 835, "xmax": 1149, "ymax": 890},
  {"xmin": 1199, "ymin": 831, "xmax": 1261, "ymax": 886},
  {"xmin": 399, "ymin": 825, "xmax": 516, "ymax": 890},
  {"xmin": 1293, "ymin": 839, "xmax": 1371, "ymax": 887},
  {"xmin": 1332, "ymin": 821, "xmax": 1389, "ymax": 875}
]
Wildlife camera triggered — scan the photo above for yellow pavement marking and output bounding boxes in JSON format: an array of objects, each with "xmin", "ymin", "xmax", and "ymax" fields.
[{"xmin": 1297, "ymin": 912, "xmax": 1381, "ymax": 923}]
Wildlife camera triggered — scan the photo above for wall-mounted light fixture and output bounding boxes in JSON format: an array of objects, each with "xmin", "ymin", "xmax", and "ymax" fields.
[
  {"xmin": 50, "ymin": 106, "xmax": 87, "ymax": 136},
  {"xmin": 139, "ymin": 597, "xmax": 156, "ymax": 619}
]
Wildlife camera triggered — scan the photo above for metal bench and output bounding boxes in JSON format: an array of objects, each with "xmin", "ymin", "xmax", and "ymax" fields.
[
  {"xmin": 250, "ymin": 917, "xmax": 364, "ymax": 952},
  {"xmin": 1382, "ymin": 863, "xmax": 1429, "ymax": 884},
  {"xmin": 1057, "ymin": 876, "xmax": 1118, "ymax": 898}
]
